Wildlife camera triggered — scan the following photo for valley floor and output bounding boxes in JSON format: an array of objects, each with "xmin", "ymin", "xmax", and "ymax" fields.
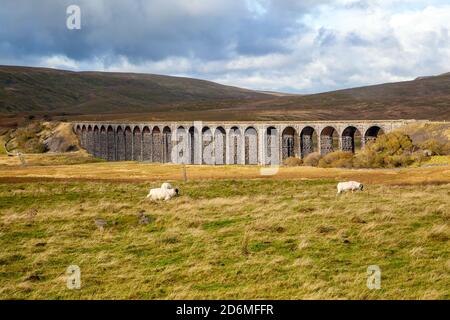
[
  {"xmin": 0, "ymin": 153, "xmax": 449, "ymax": 185},
  {"xmin": 0, "ymin": 154, "xmax": 448, "ymax": 299}
]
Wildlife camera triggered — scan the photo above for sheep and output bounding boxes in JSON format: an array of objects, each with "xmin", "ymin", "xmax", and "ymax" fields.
[
  {"xmin": 146, "ymin": 183, "xmax": 179, "ymax": 201},
  {"xmin": 337, "ymin": 181, "xmax": 364, "ymax": 195}
]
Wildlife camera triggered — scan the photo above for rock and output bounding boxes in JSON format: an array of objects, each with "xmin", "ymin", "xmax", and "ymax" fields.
[
  {"xmin": 137, "ymin": 211, "xmax": 154, "ymax": 225},
  {"xmin": 94, "ymin": 218, "xmax": 107, "ymax": 231},
  {"xmin": 139, "ymin": 215, "xmax": 151, "ymax": 225},
  {"xmin": 44, "ymin": 135, "xmax": 78, "ymax": 153}
]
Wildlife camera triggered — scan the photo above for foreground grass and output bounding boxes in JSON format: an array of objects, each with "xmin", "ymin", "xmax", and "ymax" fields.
[{"xmin": 0, "ymin": 178, "xmax": 448, "ymax": 299}]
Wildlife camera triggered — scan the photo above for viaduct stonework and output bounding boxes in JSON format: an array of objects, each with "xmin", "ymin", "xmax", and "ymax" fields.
[{"xmin": 73, "ymin": 120, "xmax": 414, "ymax": 165}]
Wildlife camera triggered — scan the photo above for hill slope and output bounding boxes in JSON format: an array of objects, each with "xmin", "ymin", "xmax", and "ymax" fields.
[
  {"xmin": 0, "ymin": 65, "xmax": 449, "ymax": 121},
  {"xmin": 235, "ymin": 72, "xmax": 450, "ymax": 121},
  {"xmin": 0, "ymin": 65, "xmax": 270, "ymax": 114}
]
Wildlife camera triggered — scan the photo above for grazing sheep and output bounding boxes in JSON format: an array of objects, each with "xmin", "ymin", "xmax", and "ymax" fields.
[
  {"xmin": 146, "ymin": 183, "xmax": 179, "ymax": 201},
  {"xmin": 337, "ymin": 181, "xmax": 364, "ymax": 195}
]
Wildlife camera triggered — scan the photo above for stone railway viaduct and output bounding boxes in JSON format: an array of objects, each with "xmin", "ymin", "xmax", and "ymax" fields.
[{"xmin": 73, "ymin": 120, "xmax": 413, "ymax": 165}]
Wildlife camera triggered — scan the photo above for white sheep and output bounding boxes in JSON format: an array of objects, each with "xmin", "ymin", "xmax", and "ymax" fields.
[
  {"xmin": 337, "ymin": 181, "xmax": 364, "ymax": 195},
  {"xmin": 146, "ymin": 183, "xmax": 179, "ymax": 201}
]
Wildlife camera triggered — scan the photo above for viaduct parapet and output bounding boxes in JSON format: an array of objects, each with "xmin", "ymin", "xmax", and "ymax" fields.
[{"xmin": 73, "ymin": 120, "xmax": 417, "ymax": 165}]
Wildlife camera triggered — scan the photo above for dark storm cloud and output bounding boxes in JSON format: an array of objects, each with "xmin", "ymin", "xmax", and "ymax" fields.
[{"xmin": 0, "ymin": 0, "xmax": 326, "ymax": 63}]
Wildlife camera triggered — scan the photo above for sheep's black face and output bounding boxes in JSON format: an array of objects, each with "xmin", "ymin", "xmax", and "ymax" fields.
[
  {"xmin": 360, "ymin": 184, "xmax": 364, "ymax": 191},
  {"xmin": 175, "ymin": 188, "xmax": 179, "ymax": 195}
]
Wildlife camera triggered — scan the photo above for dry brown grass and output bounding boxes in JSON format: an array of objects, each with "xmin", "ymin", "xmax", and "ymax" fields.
[{"xmin": 0, "ymin": 156, "xmax": 448, "ymax": 186}]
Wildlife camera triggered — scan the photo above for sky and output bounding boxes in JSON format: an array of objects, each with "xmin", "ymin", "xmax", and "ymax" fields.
[{"xmin": 1, "ymin": 0, "xmax": 450, "ymax": 93}]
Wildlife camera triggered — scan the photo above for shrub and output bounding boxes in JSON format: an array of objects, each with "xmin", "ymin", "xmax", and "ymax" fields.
[
  {"xmin": 303, "ymin": 152, "xmax": 322, "ymax": 167},
  {"xmin": 419, "ymin": 139, "xmax": 450, "ymax": 156},
  {"xmin": 283, "ymin": 156, "xmax": 303, "ymax": 166},
  {"xmin": 23, "ymin": 138, "xmax": 47, "ymax": 153},
  {"xmin": 318, "ymin": 151, "xmax": 353, "ymax": 168},
  {"xmin": 14, "ymin": 122, "xmax": 47, "ymax": 153},
  {"xmin": 382, "ymin": 153, "xmax": 415, "ymax": 168},
  {"xmin": 354, "ymin": 132, "xmax": 417, "ymax": 168},
  {"xmin": 370, "ymin": 131, "xmax": 415, "ymax": 155}
]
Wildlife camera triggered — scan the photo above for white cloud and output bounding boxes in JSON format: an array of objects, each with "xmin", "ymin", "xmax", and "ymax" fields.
[
  {"xmin": 40, "ymin": 55, "xmax": 79, "ymax": 70},
  {"xmin": 214, "ymin": 1, "xmax": 450, "ymax": 92}
]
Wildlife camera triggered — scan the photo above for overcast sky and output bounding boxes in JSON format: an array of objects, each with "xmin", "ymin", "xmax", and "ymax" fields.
[{"xmin": 1, "ymin": 0, "xmax": 450, "ymax": 93}]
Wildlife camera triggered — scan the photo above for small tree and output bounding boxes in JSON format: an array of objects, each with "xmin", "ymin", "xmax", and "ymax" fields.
[{"xmin": 354, "ymin": 132, "xmax": 416, "ymax": 168}]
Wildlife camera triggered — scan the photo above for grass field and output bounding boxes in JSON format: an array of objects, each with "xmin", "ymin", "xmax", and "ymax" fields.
[{"xmin": 0, "ymin": 154, "xmax": 449, "ymax": 299}]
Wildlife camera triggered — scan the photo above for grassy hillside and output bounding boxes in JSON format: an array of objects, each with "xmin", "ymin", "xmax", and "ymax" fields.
[
  {"xmin": 234, "ymin": 72, "xmax": 450, "ymax": 121},
  {"xmin": 0, "ymin": 66, "xmax": 270, "ymax": 114},
  {"xmin": 1, "ymin": 65, "xmax": 450, "ymax": 121},
  {"xmin": 0, "ymin": 161, "xmax": 448, "ymax": 299}
]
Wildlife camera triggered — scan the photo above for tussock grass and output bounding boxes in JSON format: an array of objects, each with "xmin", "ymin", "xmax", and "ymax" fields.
[
  {"xmin": 0, "ymin": 178, "xmax": 448, "ymax": 299},
  {"xmin": 0, "ymin": 136, "xmax": 6, "ymax": 155}
]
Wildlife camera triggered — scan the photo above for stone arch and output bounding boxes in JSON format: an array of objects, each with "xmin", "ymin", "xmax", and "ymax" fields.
[
  {"xmin": 229, "ymin": 126, "xmax": 242, "ymax": 165},
  {"xmin": 152, "ymin": 126, "xmax": 162, "ymax": 163},
  {"xmin": 133, "ymin": 126, "xmax": 142, "ymax": 161},
  {"xmin": 142, "ymin": 126, "xmax": 152, "ymax": 161},
  {"xmin": 107, "ymin": 126, "xmax": 115, "ymax": 161},
  {"xmin": 162, "ymin": 126, "xmax": 172, "ymax": 163},
  {"xmin": 364, "ymin": 126, "xmax": 385, "ymax": 145},
  {"xmin": 281, "ymin": 127, "xmax": 298, "ymax": 160},
  {"xmin": 342, "ymin": 126, "xmax": 362, "ymax": 153},
  {"xmin": 214, "ymin": 127, "xmax": 226, "ymax": 165},
  {"xmin": 99, "ymin": 126, "xmax": 107, "ymax": 159},
  {"xmin": 202, "ymin": 127, "xmax": 213, "ymax": 165},
  {"xmin": 124, "ymin": 126, "xmax": 133, "ymax": 161},
  {"xmin": 188, "ymin": 126, "xmax": 200, "ymax": 164},
  {"xmin": 320, "ymin": 126, "xmax": 339, "ymax": 155},
  {"xmin": 244, "ymin": 127, "xmax": 258, "ymax": 165},
  {"xmin": 265, "ymin": 126, "xmax": 278, "ymax": 165},
  {"xmin": 300, "ymin": 126, "xmax": 318, "ymax": 158},
  {"xmin": 116, "ymin": 126, "xmax": 126, "ymax": 161}
]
